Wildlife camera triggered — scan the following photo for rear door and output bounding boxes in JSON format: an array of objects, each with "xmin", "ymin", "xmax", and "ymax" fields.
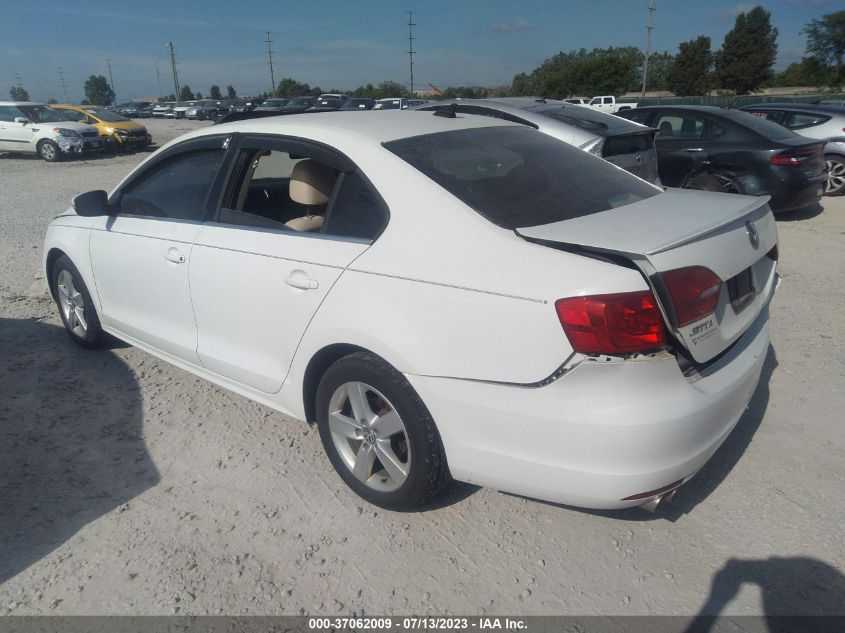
[
  {"xmin": 189, "ymin": 135, "xmax": 388, "ymax": 393},
  {"xmin": 516, "ymin": 188, "xmax": 778, "ymax": 364},
  {"xmin": 602, "ymin": 131, "xmax": 660, "ymax": 184},
  {"xmin": 652, "ymin": 110, "xmax": 712, "ymax": 186},
  {"xmin": 0, "ymin": 105, "xmax": 34, "ymax": 151}
]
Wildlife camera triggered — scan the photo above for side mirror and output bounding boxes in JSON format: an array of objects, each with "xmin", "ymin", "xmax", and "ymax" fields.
[
  {"xmin": 73, "ymin": 190, "xmax": 110, "ymax": 217},
  {"xmin": 14, "ymin": 117, "xmax": 28, "ymax": 125}
]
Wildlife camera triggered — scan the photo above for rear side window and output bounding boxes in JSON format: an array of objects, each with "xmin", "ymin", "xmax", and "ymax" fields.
[
  {"xmin": 384, "ymin": 126, "xmax": 659, "ymax": 230},
  {"xmin": 784, "ymin": 111, "xmax": 830, "ymax": 130},
  {"xmin": 619, "ymin": 109, "xmax": 652, "ymax": 125},
  {"xmin": 118, "ymin": 149, "xmax": 224, "ymax": 220},
  {"xmin": 603, "ymin": 133, "xmax": 653, "ymax": 157},
  {"xmin": 324, "ymin": 172, "xmax": 387, "ymax": 240},
  {"xmin": 655, "ymin": 114, "xmax": 706, "ymax": 139}
]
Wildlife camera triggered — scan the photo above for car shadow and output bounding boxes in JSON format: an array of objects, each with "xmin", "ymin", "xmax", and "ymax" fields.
[
  {"xmin": 417, "ymin": 481, "xmax": 480, "ymax": 512},
  {"xmin": 776, "ymin": 202, "xmax": 823, "ymax": 222},
  {"xmin": 0, "ymin": 317, "xmax": 157, "ymax": 584},
  {"xmin": 684, "ymin": 556, "xmax": 845, "ymax": 632},
  {"xmin": 502, "ymin": 345, "xmax": 777, "ymax": 521}
]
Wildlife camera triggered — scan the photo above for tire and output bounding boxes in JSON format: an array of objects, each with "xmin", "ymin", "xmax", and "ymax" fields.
[
  {"xmin": 824, "ymin": 154, "xmax": 845, "ymax": 196},
  {"xmin": 315, "ymin": 352, "xmax": 451, "ymax": 511},
  {"xmin": 38, "ymin": 139, "xmax": 62, "ymax": 162},
  {"xmin": 684, "ymin": 172, "xmax": 741, "ymax": 195},
  {"xmin": 51, "ymin": 255, "xmax": 102, "ymax": 348}
]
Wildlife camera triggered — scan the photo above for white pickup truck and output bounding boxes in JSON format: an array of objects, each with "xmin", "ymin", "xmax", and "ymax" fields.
[{"xmin": 585, "ymin": 95, "xmax": 639, "ymax": 114}]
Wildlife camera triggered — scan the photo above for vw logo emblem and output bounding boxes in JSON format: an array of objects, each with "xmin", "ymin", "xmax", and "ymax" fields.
[{"xmin": 746, "ymin": 221, "xmax": 760, "ymax": 250}]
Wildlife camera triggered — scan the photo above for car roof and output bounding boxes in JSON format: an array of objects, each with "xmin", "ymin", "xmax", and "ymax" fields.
[
  {"xmin": 739, "ymin": 103, "xmax": 845, "ymax": 115},
  {"xmin": 202, "ymin": 110, "xmax": 522, "ymax": 145}
]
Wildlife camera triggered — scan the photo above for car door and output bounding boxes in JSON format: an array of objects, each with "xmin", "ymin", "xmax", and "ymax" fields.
[
  {"xmin": 89, "ymin": 134, "xmax": 230, "ymax": 363},
  {"xmin": 0, "ymin": 105, "xmax": 34, "ymax": 151},
  {"xmin": 189, "ymin": 135, "xmax": 388, "ymax": 393},
  {"xmin": 652, "ymin": 110, "xmax": 712, "ymax": 186}
]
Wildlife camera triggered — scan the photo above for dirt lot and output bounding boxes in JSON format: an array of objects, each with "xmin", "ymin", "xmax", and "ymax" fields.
[{"xmin": 1, "ymin": 118, "xmax": 844, "ymax": 617}]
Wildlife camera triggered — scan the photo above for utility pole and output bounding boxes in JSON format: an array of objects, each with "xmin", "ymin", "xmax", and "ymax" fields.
[
  {"xmin": 265, "ymin": 31, "xmax": 276, "ymax": 97},
  {"xmin": 155, "ymin": 64, "xmax": 163, "ymax": 100},
  {"xmin": 641, "ymin": 0, "xmax": 655, "ymax": 98},
  {"xmin": 168, "ymin": 41, "xmax": 180, "ymax": 99},
  {"xmin": 57, "ymin": 67, "xmax": 69, "ymax": 103},
  {"xmin": 407, "ymin": 11, "xmax": 416, "ymax": 96},
  {"xmin": 106, "ymin": 58, "xmax": 116, "ymax": 104}
]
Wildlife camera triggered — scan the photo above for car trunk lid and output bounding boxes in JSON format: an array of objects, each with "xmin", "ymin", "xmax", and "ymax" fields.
[{"xmin": 515, "ymin": 188, "xmax": 778, "ymax": 363}]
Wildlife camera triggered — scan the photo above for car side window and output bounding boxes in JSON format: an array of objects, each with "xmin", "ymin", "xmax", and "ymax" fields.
[
  {"xmin": 324, "ymin": 172, "xmax": 387, "ymax": 240},
  {"xmin": 655, "ymin": 114, "xmax": 706, "ymax": 140},
  {"xmin": 621, "ymin": 109, "xmax": 652, "ymax": 125},
  {"xmin": 117, "ymin": 149, "xmax": 224, "ymax": 220},
  {"xmin": 784, "ymin": 112, "xmax": 830, "ymax": 130},
  {"xmin": 0, "ymin": 106, "xmax": 20, "ymax": 122}
]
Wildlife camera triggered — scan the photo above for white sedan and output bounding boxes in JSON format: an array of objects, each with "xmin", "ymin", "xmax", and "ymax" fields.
[{"xmin": 43, "ymin": 111, "xmax": 777, "ymax": 512}]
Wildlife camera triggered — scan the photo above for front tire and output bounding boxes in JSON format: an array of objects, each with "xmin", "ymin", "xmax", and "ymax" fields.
[
  {"xmin": 824, "ymin": 155, "xmax": 845, "ymax": 196},
  {"xmin": 315, "ymin": 352, "xmax": 450, "ymax": 511},
  {"xmin": 51, "ymin": 255, "xmax": 102, "ymax": 348},
  {"xmin": 38, "ymin": 139, "xmax": 62, "ymax": 162}
]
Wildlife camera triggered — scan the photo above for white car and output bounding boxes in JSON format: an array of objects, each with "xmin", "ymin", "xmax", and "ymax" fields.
[
  {"xmin": 43, "ymin": 111, "xmax": 777, "ymax": 512},
  {"xmin": 0, "ymin": 101, "xmax": 104, "ymax": 161}
]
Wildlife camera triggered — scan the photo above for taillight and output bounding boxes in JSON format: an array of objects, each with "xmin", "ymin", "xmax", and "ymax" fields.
[
  {"xmin": 661, "ymin": 266, "xmax": 722, "ymax": 327},
  {"xmin": 767, "ymin": 244, "xmax": 778, "ymax": 261},
  {"xmin": 555, "ymin": 291, "xmax": 665, "ymax": 355},
  {"xmin": 770, "ymin": 148, "xmax": 817, "ymax": 166}
]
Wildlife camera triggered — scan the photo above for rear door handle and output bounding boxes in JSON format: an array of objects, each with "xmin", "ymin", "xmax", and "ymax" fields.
[
  {"xmin": 165, "ymin": 247, "xmax": 186, "ymax": 264},
  {"xmin": 684, "ymin": 147, "xmax": 704, "ymax": 152},
  {"xmin": 285, "ymin": 270, "xmax": 319, "ymax": 290}
]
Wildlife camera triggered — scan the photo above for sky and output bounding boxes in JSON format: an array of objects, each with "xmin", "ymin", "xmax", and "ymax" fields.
[{"xmin": 1, "ymin": 0, "xmax": 840, "ymax": 103}]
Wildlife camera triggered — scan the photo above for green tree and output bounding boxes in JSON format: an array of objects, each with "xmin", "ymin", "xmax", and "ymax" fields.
[
  {"xmin": 83, "ymin": 75, "xmax": 115, "ymax": 105},
  {"xmin": 510, "ymin": 72, "xmax": 537, "ymax": 96},
  {"xmin": 665, "ymin": 36, "xmax": 712, "ymax": 96},
  {"xmin": 771, "ymin": 57, "xmax": 832, "ymax": 87},
  {"xmin": 714, "ymin": 6, "xmax": 778, "ymax": 95},
  {"xmin": 209, "ymin": 85, "xmax": 222, "ymax": 99},
  {"xmin": 47, "ymin": 97, "xmax": 58, "ymax": 104},
  {"xmin": 195, "ymin": 91, "xmax": 203, "ymax": 99},
  {"xmin": 804, "ymin": 11, "xmax": 845, "ymax": 85},
  {"xmin": 9, "ymin": 85, "xmax": 30, "ymax": 101},
  {"xmin": 642, "ymin": 51, "xmax": 675, "ymax": 92},
  {"xmin": 226, "ymin": 85, "xmax": 237, "ymax": 99},
  {"xmin": 275, "ymin": 77, "xmax": 311, "ymax": 98},
  {"xmin": 179, "ymin": 85, "xmax": 194, "ymax": 100},
  {"xmin": 518, "ymin": 47, "xmax": 641, "ymax": 99}
]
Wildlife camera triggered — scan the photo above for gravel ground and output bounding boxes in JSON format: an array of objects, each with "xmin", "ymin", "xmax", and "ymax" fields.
[{"xmin": 1, "ymin": 119, "xmax": 843, "ymax": 617}]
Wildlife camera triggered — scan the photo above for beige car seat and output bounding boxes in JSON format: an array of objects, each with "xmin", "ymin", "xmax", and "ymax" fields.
[{"xmin": 286, "ymin": 159, "xmax": 336, "ymax": 232}]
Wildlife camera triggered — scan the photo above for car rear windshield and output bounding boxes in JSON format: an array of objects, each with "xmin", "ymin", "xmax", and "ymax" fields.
[
  {"xmin": 384, "ymin": 126, "xmax": 659, "ymax": 229},
  {"xmin": 721, "ymin": 109, "xmax": 797, "ymax": 140}
]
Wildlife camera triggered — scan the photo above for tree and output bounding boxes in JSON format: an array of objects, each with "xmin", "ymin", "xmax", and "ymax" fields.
[
  {"xmin": 226, "ymin": 85, "xmax": 237, "ymax": 99},
  {"xmin": 642, "ymin": 51, "xmax": 675, "ymax": 92},
  {"xmin": 771, "ymin": 57, "xmax": 832, "ymax": 87},
  {"xmin": 510, "ymin": 72, "xmax": 537, "ymax": 96},
  {"xmin": 665, "ymin": 36, "xmax": 712, "ymax": 96},
  {"xmin": 275, "ymin": 77, "xmax": 311, "ymax": 98},
  {"xmin": 209, "ymin": 85, "xmax": 222, "ymax": 99},
  {"xmin": 195, "ymin": 91, "xmax": 203, "ymax": 99},
  {"xmin": 83, "ymin": 75, "xmax": 115, "ymax": 105},
  {"xmin": 714, "ymin": 6, "xmax": 778, "ymax": 95},
  {"xmin": 179, "ymin": 85, "xmax": 194, "ymax": 100},
  {"xmin": 47, "ymin": 97, "xmax": 58, "ymax": 104},
  {"xmin": 9, "ymin": 85, "xmax": 29, "ymax": 101},
  {"xmin": 804, "ymin": 11, "xmax": 845, "ymax": 86}
]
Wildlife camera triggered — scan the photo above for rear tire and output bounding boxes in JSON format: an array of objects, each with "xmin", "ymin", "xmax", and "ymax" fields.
[
  {"xmin": 38, "ymin": 139, "xmax": 62, "ymax": 162},
  {"xmin": 51, "ymin": 255, "xmax": 102, "ymax": 348},
  {"xmin": 315, "ymin": 352, "xmax": 450, "ymax": 511},
  {"xmin": 684, "ymin": 172, "xmax": 741, "ymax": 195},
  {"xmin": 824, "ymin": 155, "xmax": 845, "ymax": 196}
]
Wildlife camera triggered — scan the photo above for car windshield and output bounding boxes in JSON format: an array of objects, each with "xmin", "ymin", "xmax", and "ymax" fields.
[
  {"xmin": 86, "ymin": 107, "xmax": 129, "ymax": 122},
  {"xmin": 720, "ymin": 109, "xmax": 797, "ymax": 140},
  {"xmin": 384, "ymin": 126, "xmax": 659, "ymax": 229},
  {"xmin": 18, "ymin": 105, "xmax": 65, "ymax": 123},
  {"xmin": 375, "ymin": 101, "xmax": 401, "ymax": 110}
]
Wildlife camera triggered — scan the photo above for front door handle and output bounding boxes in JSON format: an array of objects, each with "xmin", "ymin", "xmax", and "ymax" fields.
[
  {"xmin": 165, "ymin": 247, "xmax": 186, "ymax": 264},
  {"xmin": 684, "ymin": 147, "xmax": 704, "ymax": 152},
  {"xmin": 285, "ymin": 270, "xmax": 319, "ymax": 290}
]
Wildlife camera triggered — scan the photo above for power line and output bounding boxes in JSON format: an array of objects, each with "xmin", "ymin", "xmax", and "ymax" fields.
[
  {"xmin": 641, "ymin": 0, "xmax": 655, "ymax": 98},
  {"xmin": 168, "ymin": 41, "xmax": 181, "ymax": 99},
  {"xmin": 407, "ymin": 11, "xmax": 416, "ymax": 96},
  {"xmin": 57, "ymin": 67, "xmax": 69, "ymax": 103},
  {"xmin": 265, "ymin": 31, "xmax": 276, "ymax": 97},
  {"xmin": 106, "ymin": 58, "xmax": 116, "ymax": 104}
]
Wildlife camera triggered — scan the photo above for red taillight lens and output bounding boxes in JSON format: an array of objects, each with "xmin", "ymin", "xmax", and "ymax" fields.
[
  {"xmin": 661, "ymin": 266, "xmax": 722, "ymax": 327},
  {"xmin": 767, "ymin": 244, "xmax": 778, "ymax": 261},
  {"xmin": 770, "ymin": 148, "xmax": 817, "ymax": 166},
  {"xmin": 555, "ymin": 291, "xmax": 666, "ymax": 355}
]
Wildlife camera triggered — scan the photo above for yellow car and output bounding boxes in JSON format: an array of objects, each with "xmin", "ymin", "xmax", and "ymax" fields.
[{"xmin": 53, "ymin": 104, "xmax": 151, "ymax": 151}]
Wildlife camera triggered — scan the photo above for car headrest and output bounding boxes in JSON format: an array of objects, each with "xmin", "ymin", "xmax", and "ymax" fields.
[{"xmin": 289, "ymin": 159, "xmax": 336, "ymax": 206}]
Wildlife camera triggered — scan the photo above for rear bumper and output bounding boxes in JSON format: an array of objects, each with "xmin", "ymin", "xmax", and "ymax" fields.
[
  {"xmin": 750, "ymin": 169, "xmax": 826, "ymax": 213},
  {"xmin": 406, "ymin": 304, "xmax": 771, "ymax": 510}
]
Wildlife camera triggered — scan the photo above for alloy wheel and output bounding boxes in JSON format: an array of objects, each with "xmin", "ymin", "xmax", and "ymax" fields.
[
  {"xmin": 327, "ymin": 381, "xmax": 411, "ymax": 492},
  {"xmin": 41, "ymin": 143, "xmax": 56, "ymax": 160},
  {"xmin": 826, "ymin": 158, "xmax": 845, "ymax": 194},
  {"xmin": 57, "ymin": 269, "xmax": 87, "ymax": 337}
]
